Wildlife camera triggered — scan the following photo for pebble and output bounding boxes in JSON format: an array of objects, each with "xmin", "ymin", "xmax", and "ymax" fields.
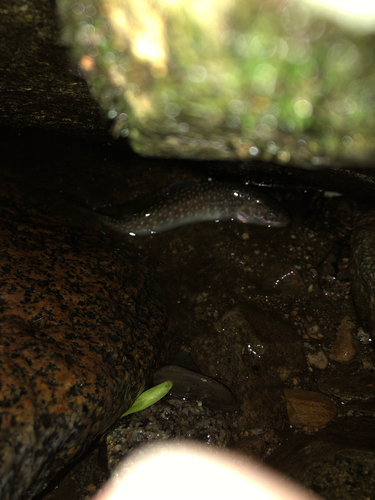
[
  {"xmin": 307, "ymin": 350, "xmax": 328, "ymax": 370},
  {"xmin": 284, "ymin": 389, "xmax": 337, "ymax": 427},
  {"xmin": 330, "ymin": 316, "xmax": 359, "ymax": 363}
]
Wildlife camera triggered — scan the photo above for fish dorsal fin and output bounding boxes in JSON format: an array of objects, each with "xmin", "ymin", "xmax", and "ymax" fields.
[
  {"xmin": 166, "ymin": 181, "xmax": 198, "ymax": 196},
  {"xmin": 118, "ymin": 182, "xmax": 197, "ymax": 220}
]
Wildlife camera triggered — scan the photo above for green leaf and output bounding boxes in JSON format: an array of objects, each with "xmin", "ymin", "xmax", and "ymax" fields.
[{"xmin": 121, "ymin": 380, "xmax": 173, "ymax": 417}]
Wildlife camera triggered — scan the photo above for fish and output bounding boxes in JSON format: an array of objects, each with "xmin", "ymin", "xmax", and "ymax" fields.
[{"xmin": 97, "ymin": 181, "xmax": 291, "ymax": 237}]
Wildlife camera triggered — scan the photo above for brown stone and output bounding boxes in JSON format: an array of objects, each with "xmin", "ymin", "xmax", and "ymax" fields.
[
  {"xmin": 284, "ymin": 389, "xmax": 337, "ymax": 428},
  {"xmin": 330, "ymin": 316, "xmax": 359, "ymax": 363}
]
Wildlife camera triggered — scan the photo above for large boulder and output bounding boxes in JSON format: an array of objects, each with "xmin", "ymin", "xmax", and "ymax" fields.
[
  {"xmin": 0, "ymin": 174, "xmax": 169, "ymax": 499},
  {"xmin": 58, "ymin": 0, "xmax": 375, "ymax": 164}
]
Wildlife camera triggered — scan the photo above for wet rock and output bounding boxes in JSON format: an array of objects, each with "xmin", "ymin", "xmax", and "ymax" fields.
[
  {"xmin": 39, "ymin": 443, "xmax": 108, "ymax": 500},
  {"xmin": 165, "ymin": 349, "xmax": 201, "ymax": 374},
  {"xmin": 0, "ymin": 176, "xmax": 169, "ymax": 499},
  {"xmin": 260, "ymin": 263, "xmax": 305, "ymax": 295},
  {"xmin": 319, "ymin": 371, "xmax": 375, "ymax": 404},
  {"xmin": 188, "ymin": 306, "xmax": 306, "ymax": 431},
  {"xmin": 105, "ymin": 397, "xmax": 233, "ymax": 473},
  {"xmin": 267, "ymin": 417, "xmax": 375, "ymax": 500},
  {"xmin": 153, "ymin": 365, "xmax": 239, "ymax": 412},
  {"xmin": 284, "ymin": 389, "xmax": 337, "ymax": 428},
  {"xmin": 191, "ymin": 306, "xmax": 306, "ymax": 394},
  {"xmin": 307, "ymin": 351, "xmax": 328, "ymax": 370},
  {"xmin": 350, "ymin": 212, "xmax": 375, "ymax": 339},
  {"xmin": 329, "ymin": 316, "xmax": 359, "ymax": 363},
  {"xmin": 305, "ymin": 322, "xmax": 323, "ymax": 340}
]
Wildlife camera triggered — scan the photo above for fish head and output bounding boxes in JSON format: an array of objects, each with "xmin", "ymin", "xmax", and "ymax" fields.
[{"xmin": 236, "ymin": 196, "xmax": 291, "ymax": 228}]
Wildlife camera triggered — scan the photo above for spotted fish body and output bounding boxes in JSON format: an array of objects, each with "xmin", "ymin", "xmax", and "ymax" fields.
[{"xmin": 98, "ymin": 181, "xmax": 291, "ymax": 237}]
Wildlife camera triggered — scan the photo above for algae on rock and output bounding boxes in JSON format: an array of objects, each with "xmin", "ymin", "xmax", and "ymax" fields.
[{"xmin": 58, "ymin": 0, "xmax": 375, "ymax": 166}]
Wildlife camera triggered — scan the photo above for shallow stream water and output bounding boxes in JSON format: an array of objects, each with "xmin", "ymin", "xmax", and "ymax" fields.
[{"xmin": 3, "ymin": 129, "xmax": 375, "ymax": 499}]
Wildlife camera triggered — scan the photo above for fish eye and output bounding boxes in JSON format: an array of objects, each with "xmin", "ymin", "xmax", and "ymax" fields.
[{"xmin": 266, "ymin": 212, "xmax": 277, "ymax": 222}]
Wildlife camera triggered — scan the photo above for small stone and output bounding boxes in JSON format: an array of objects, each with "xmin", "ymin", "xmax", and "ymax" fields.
[
  {"xmin": 330, "ymin": 316, "xmax": 359, "ymax": 363},
  {"xmin": 362, "ymin": 360, "xmax": 374, "ymax": 370},
  {"xmin": 306, "ymin": 323, "xmax": 321, "ymax": 339},
  {"xmin": 307, "ymin": 351, "xmax": 328, "ymax": 370},
  {"xmin": 260, "ymin": 263, "xmax": 304, "ymax": 295},
  {"xmin": 357, "ymin": 328, "xmax": 371, "ymax": 344},
  {"xmin": 86, "ymin": 484, "xmax": 97, "ymax": 494},
  {"xmin": 284, "ymin": 389, "xmax": 337, "ymax": 428}
]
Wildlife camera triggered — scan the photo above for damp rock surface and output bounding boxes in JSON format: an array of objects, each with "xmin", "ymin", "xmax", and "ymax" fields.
[
  {"xmin": 0, "ymin": 175, "xmax": 169, "ymax": 499},
  {"xmin": 106, "ymin": 397, "xmax": 234, "ymax": 473}
]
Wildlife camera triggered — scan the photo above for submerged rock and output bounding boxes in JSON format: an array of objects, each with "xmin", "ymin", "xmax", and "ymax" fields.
[
  {"xmin": 153, "ymin": 365, "xmax": 239, "ymax": 412},
  {"xmin": 284, "ymin": 389, "xmax": 337, "ymax": 428},
  {"xmin": 0, "ymin": 175, "xmax": 169, "ymax": 499},
  {"xmin": 191, "ymin": 306, "xmax": 307, "ymax": 394}
]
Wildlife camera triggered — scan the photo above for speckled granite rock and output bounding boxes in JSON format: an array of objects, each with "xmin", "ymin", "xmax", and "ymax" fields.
[
  {"xmin": 0, "ymin": 175, "xmax": 169, "ymax": 499},
  {"xmin": 350, "ymin": 211, "xmax": 375, "ymax": 339},
  {"xmin": 106, "ymin": 397, "xmax": 234, "ymax": 473}
]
